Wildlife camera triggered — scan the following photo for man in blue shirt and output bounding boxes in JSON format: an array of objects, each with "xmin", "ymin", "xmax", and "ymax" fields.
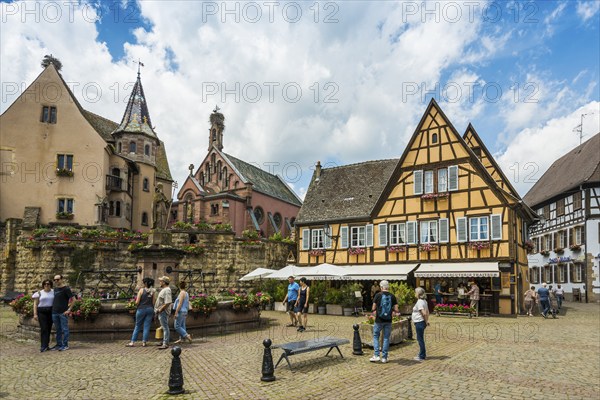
[
  {"xmin": 282, "ymin": 276, "xmax": 300, "ymax": 327},
  {"xmin": 537, "ymin": 282, "xmax": 550, "ymax": 318}
]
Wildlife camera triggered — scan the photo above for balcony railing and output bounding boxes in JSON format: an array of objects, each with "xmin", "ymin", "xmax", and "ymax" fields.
[{"xmin": 106, "ymin": 175, "xmax": 122, "ymax": 191}]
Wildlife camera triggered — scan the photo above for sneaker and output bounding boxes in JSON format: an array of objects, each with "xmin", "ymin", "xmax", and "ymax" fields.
[
  {"xmin": 59, "ymin": 346, "xmax": 69, "ymax": 351},
  {"xmin": 413, "ymin": 356, "xmax": 424, "ymax": 362},
  {"xmin": 49, "ymin": 346, "xmax": 59, "ymax": 351},
  {"xmin": 381, "ymin": 358, "xmax": 388, "ymax": 364},
  {"xmin": 40, "ymin": 347, "xmax": 49, "ymax": 353},
  {"xmin": 369, "ymin": 355, "xmax": 380, "ymax": 362},
  {"xmin": 158, "ymin": 344, "xmax": 169, "ymax": 350},
  {"xmin": 186, "ymin": 334, "xmax": 193, "ymax": 343},
  {"xmin": 542, "ymin": 313, "xmax": 548, "ymax": 319}
]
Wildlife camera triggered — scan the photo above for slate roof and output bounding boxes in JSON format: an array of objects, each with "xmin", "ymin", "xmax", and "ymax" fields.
[
  {"xmin": 296, "ymin": 159, "xmax": 399, "ymax": 224},
  {"xmin": 524, "ymin": 133, "xmax": 600, "ymax": 207},
  {"xmin": 112, "ymin": 74, "xmax": 158, "ymax": 138},
  {"xmin": 82, "ymin": 110, "xmax": 118, "ymax": 142},
  {"xmin": 222, "ymin": 153, "xmax": 303, "ymax": 207},
  {"xmin": 156, "ymin": 140, "xmax": 173, "ymax": 181}
]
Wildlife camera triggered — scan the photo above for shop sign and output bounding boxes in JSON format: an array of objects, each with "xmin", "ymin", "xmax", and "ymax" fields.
[
  {"xmin": 549, "ymin": 256, "xmax": 573, "ymax": 264},
  {"xmin": 498, "ymin": 262, "xmax": 512, "ymax": 272}
]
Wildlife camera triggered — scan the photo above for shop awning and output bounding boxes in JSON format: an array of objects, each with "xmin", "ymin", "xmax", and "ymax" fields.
[
  {"xmin": 264, "ymin": 265, "xmax": 311, "ymax": 280},
  {"xmin": 414, "ymin": 262, "xmax": 500, "ymax": 278},
  {"xmin": 343, "ymin": 264, "xmax": 418, "ymax": 280}
]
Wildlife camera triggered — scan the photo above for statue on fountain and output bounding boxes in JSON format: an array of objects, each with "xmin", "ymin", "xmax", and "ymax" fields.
[{"xmin": 152, "ymin": 183, "xmax": 171, "ymax": 231}]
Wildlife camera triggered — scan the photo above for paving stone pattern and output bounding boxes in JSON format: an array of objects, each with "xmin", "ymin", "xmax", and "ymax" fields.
[{"xmin": 0, "ymin": 302, "xmax": 598, "ymax": 400}]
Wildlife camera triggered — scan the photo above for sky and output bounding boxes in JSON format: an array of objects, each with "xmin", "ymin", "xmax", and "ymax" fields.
[{"xmin": 1, "ymin": 0, "xmax": 599, "ymax": 200}]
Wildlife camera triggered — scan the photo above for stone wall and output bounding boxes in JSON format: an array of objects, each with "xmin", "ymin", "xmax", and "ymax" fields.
[{"xmin": 1, "ymin": 225, "xmax": 294, "ymax": 296}]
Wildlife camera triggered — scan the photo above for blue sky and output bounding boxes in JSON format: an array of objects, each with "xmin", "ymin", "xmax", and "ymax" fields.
[{"xmin": 1, "ymin": 0, "xmax": 599, "ymax": 198}]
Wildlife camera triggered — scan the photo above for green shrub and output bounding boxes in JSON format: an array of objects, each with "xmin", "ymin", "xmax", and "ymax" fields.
[
  {"xmin": 389, "ymin": 282, "xmax": 417, "ymax": 306},
  {"xmin": 274, "ymin": 285, "xmax": 286, "ymax": 302},
  {"xmin": 310, "ymin": 281, "xmax": 328, "ymax": 306},
  {"xmin": 242, "ymin": 229, "xmax": 259, "ymax": 239},
  {"xmin": 325, "ymin": 288, "xmax": 343, "ymax": 304}
]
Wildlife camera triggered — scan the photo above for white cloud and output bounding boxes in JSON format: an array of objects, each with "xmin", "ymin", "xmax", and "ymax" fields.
[
  {"xmin": 576, "ymin": 1, "xmax": 600, "ymax": 22},
  {"xmin": 543, "ymin": 2, "xmax": 567, "ymax": 37},
  {"xmin": 496, "ymin": 101, "xmax": 600, "ymax": 196}
]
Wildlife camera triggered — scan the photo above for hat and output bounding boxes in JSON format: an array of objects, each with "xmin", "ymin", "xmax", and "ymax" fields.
[{"xmin": 158, "ymin": 276, "xmax": 170, "ymax": 284}]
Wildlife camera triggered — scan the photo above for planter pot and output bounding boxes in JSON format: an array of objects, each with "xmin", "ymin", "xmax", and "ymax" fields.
[
  {"xmin": 317, "ymin": 306, "xmax": 326, "ymax": 315},
  {"xmin": 274, "ymin": 302, "xmax": 286, "ymax": 312},
  {"xmin": 308, "ymin": 303, "xmax": 316, "ymax": 314},
  {"xmin": 326, "ymin": 304, "xmax": 343, "ymax": 316},
  {"xmin": 359, "ymin": 319, "xmax": 408, "ymax": 348},
  {"xmin": 342, "ymin": 307, "xmax": 354, "ymax": 316},
  {"xmin": 399, "ymin": 305, "xmax": 413, "ymax": 315}
]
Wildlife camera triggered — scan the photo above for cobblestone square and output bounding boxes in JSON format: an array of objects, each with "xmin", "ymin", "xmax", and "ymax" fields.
[{"xmin": 0, "ymin": 302, "xmax": 599, "ymax": 400}]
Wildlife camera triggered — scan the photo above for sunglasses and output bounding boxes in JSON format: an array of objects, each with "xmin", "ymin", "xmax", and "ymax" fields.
[
  {"xmin": 43, "ymin": 283, "xmax": 51, "ymax": 286},
  {"xmin": 53, "ymin": 278, "xmax": 61, "ymax": 281}
]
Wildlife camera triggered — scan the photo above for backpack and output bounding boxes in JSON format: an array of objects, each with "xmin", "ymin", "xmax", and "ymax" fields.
[{"xmin": 378, "ymin": 293, "xmax": 392, "ymax": 321}]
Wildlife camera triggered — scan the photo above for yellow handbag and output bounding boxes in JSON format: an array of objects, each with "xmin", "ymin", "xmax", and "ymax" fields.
[{"xmin": 155, "ymin": 326, "xmax": 163, "ymax": 340}]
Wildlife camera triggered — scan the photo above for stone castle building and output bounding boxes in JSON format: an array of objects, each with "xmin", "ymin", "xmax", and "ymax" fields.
[
  {"xmin": 0, "ymin": 63, "xmax": 173, "ymax": 231},
  {"xmin": 175, "ymin": 109, "xmax": 302, "ymax": 237}
]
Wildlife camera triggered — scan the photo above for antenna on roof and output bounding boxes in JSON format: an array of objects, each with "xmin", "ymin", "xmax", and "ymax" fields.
[{"xmin": 572, "ymin": 112, "xmax": 594, "ymax": 145}]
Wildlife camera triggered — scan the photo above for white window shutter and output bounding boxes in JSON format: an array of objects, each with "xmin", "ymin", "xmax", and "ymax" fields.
[
  {"xmin": 340, "ymin": 226, "xmax": 348, "ymax": 248},
  {"xmin": 414, "ymin": 170, "xmax": 423, "ymax": 195},
  {"xmin": 407, "ymin": 221, "xmax": 417, "ymax": 244},
  {"xmin": 439, "ymin": 218, "xmax": 449, "ymax": 243},
  {"xmin": 302, "ymin": 229, "xmax": 310, "ymax": 250},
  {"xmin": 366, "ymin": 224, "xmax": 374, "ymax": 247},
  {"xmin": 457, "ymin": 217, "xmax": 467, "ymax": 242},
  {"xmin": 378, "ymin": 223, "xmax": 388, "ymax": 247},
  {"xmin": 448, "ymin": 165, "xmax": 459, "ymax": 191},
  {"xmin": 324, "ymin": 230, "xmax": 332, "ymax": 249},
  {"xmin": 491, "ymin": 214, "xmax": 502, "ymax": 240}
]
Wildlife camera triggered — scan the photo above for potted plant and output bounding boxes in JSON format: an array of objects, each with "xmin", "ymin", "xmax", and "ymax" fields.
[
  {"xmin": 126, "ymin": 298, "xmax": 137, "ymax": 314},
  {"xmin": 310, "ymin": 281, "xmax": 327, "ymax": 315},
  {"xmin": 273, "ymin": 285, "xmax": 286, "ymax": 312},
  {"xmin": 325, "ymin": 288, "xmax": 343, "ymax": 316},
  {"xmin": 389, "ymin": 282, "xmax": 417, "ymax": 314},
  {"xmin": 359, "ymin": 314, "xmax": 407, "ymax": 347},
  {"xmin": 9, "ymin": 294, "xmax": 34, "ymax": 318},
  {"xmin": 70, "ymin": 297, "xmax": 101, "ymax": 321},
  {"xmin": 340, "ymin": 283, "xmax": 362, "ymax": 316}
]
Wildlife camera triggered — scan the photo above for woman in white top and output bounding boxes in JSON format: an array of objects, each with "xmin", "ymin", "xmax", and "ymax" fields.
[
  {"xmin": 412, "ymin": 287, "xmax": 429, "ymax": 362},
  {"xmin": 32, "ymin": 279, "xmax": 55, "ymax": 352}
]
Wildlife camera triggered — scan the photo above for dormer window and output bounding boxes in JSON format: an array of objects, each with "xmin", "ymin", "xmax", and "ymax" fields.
[{"xmin": 129, "ymin": 141, "xmax": 137, "ymax": 153}]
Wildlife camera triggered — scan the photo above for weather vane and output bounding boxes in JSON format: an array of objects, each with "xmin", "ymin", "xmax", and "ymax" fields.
[{"xmin": 213, "ymin": 105, "xmax": 220, "ymax": 113}]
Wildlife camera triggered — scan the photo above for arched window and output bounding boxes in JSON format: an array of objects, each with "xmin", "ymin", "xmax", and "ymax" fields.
[
  {"xmin": 211, "ymin": 154, "xmax": 216, "ymax": 173},
  {"xmin": 205, "ymin": 163, "xmax": 211, "ymax": 181},
  {"xmin": 432, "ymin": 133, "xmax": 438, "ymax": 144},
  {"xmin": 254, "ymin": 207, "xmax": 265, "ymax": 224},
  {"xmin": 141, "ymin": 212, "xmax": 148, "ymax": 226},
  {"xmin": 145, "ymin": 144, "xmax": 150, "ymax": 156},
  {"xmin": 200, "ymin": 172, "xmax": 205, "ymax": 186},
  {"xmin": 143, "ymin": 178, "xmax": 149, "ymax": 192},
  {"xmin": 115, "ymin": 201, "xmax": 121, "ymax": 217},
  {"xmin": 223, "ymin": 168, "xmax": 228, "ymax": 187},
  {"xmin": 111, "ymin": 167, "xmax": 120, "ymax": 177},
  {"xmin": 212, "ymin": 128, "xmax": 217, "ymax": 142},
  {"xmin": 129, "ymin": 141, "xmax": 136, "ymax": 153},
  {"xmin": 290, "ymin": 217, "xmax": 296, "ymax": 227},
  {"xmin": 109, "ymin": 201, "xmax": 114, "ymax": 216},
  {"xmin": 117, "ymin": 142, "xmax": 122, "ymax": 153},
  {"xmin": 234, "ymin": 181, "xmax": 239, "ymax": 189},
  {"xmin": 217, "ymin": 161, "xmax": 222, "ymax": 180},
  {"xmin": 273, "ymin": 212, "xmax": 282, "ymax": 228}
]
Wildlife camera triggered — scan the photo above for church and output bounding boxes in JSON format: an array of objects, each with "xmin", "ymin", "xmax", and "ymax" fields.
[{"xmin": 175, "ymin": 109, "xmax": 302, "ymax": 237}]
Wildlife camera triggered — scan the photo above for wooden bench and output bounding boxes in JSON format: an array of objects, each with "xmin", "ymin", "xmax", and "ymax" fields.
[{"xmin": 272, "ymin": 337, "xmax": 350, "ymax": 370}]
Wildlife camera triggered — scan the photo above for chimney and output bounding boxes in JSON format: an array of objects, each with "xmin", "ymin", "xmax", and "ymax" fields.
[{"xmin": 315, "ymin": 161, "xmax": 322, "ymax": 182}]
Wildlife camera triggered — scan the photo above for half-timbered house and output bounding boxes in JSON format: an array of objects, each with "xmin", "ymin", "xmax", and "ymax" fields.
[
  {"xmin": 525, "ymin": 133, "xmax": 600, "ymax": 302},
  {"xmin": 295, "ymin": 99, "xmax": 536, "ymax": 315}
]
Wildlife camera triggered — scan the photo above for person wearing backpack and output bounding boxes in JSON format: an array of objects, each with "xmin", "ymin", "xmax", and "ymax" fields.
[{"xmin": 370, "ymin": 280, "xmax": 399, "ymax": 364}]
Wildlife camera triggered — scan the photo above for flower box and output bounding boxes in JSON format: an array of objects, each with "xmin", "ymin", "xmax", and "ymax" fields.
[
  {"xmin": 56, "ymin": 168, "xmax": 74, "ymax": 177},
  {"xmin": 56, "ymin": 212, "xmax": 74, "ymax": 220},
  {"xmin": 309, "ymin": 249, "xmax": 325, "ymax": 257},
  {"xmin": 569, "ymin": 244, "xmax": 581, "ymax": 251},
  {"xmin": 554, "ymin": 248, "xmax": 564, "ymax": 254},
  {"xmin": 348, "ymin": 247, "xmax": 366, "ymax": 255},
  {"xmin": 419, "ymin": 243, "xmax": 438, "ymax": 252},
  {"xmin": 434, "ymin": 303, "xmax": 474, "ymax": 317},
  {"xmin": 540, "ymin": 250, "xmax": 550, "ymax": 256},
  {"xmin": 469, "ymin": 242, "xmax": 490, "ymax": 250},
  {"xmin": 421, "ymin": 192, "xmax": 449, "ymax": 200},
  {"xmin": 326, "ymin": 304, "xmax": 343, "ymax": 316},
  {"xmin": 359, "ymin": 319, "xmax": 408, "ymax": 348},
  {"xmin": 388, "ymin": 246, "xmax": 407, "ymax": 253}
]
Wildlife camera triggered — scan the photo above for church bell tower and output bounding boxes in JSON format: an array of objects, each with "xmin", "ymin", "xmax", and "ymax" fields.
[{"xmin": 208, "ymin": 106, "xmax": 225, "ymax": 151}]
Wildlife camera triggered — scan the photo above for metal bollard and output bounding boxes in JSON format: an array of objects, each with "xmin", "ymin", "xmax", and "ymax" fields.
[
  {"xmin": 168, "ymin": 346, "xmax": 185, "ymax": 395},
  {"xmin": 407, "ymin": 316, "xmax": 413, "ymax": 340},
  {"xmin": 352, "ymin": 324, "xmax": 364, "ymax": 355},
  {"xmin": 261, "ymin": 339, "xmax": 276, "ymax": 382}
]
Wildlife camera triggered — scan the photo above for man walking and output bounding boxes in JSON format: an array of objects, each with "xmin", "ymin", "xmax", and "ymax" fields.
[
  {"xmin": 466, "ymin": 281, "xmax": 480, "ymax": 317},
  {"xmin": 155, "ymin": 276, "xmax": 172, "ymax": 349},
  {"xmin": 537, "ymin": 282, "xmax": 550, "ymax": 318},
  {"xmin": 51, "ymin": 274, "xmax": 74, "ymax": 351},
  {"xmin": 370, "ymin": 280, "xmax": 399, "ymax": 364},
  {"xmin": 282, "ymin": 276, "xmax": 300, "ymax": 327}
]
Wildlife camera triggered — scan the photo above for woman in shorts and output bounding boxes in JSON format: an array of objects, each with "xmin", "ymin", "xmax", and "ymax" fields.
[{"xmin": 294, "ymin": 278, "xmax": 310, "ymax": 332}]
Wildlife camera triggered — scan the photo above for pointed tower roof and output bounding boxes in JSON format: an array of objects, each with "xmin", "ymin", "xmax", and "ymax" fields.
[{"xmin": 112, "ymin": 72, "xmax": 157, "ymax": 139}]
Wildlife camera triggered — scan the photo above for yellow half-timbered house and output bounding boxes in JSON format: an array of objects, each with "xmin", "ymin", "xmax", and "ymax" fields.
[{"xmin": 295, "ymin": 99, "xmax": 536, "ymax": 315}]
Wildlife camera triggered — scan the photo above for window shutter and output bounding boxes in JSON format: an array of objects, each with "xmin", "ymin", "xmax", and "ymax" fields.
[
  {"xmin": 491, "ymin": 214, "xmax": 502, "ymax": 240},
  {"xmin": 407, "ymin": 221, "xmax": 417, "ymax": 244},
  {"xmin": 324, "ymin": 231, "xmax": 332, "ymax": 249},
  {"xmin": 378, "ymin": 223, "xmax": 388, "ymax": 247},
  {"xmin": 302, "ymin": 229, "xmax": 310, "ymax": 250},
  {"xmin": 439, "ymin": 219, "xmax": 449, "ymax": 243},
  {"xmin": 448, "ymin": 165, "xmax": 459, "ymax": 191},
  {"xmin": 413, "ymin": 170, "xmax": 423, "ymax": 195},
  {"xmin": 340, "ymin": 226, "xmax": 348, "ymax": 248},
  {"xmin": 366, "ymin": 224, "xmax": 374, "ymax": 247},
  {"xmin": 457, "ymin": 217, "xmax": 467, "ymax": 242}
]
